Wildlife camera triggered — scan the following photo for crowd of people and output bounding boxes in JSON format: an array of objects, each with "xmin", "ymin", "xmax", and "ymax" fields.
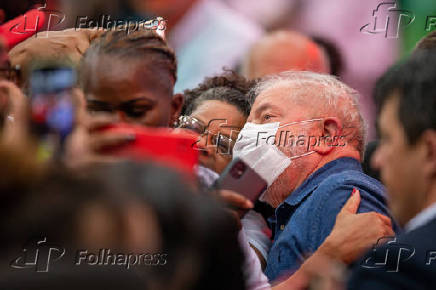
[{"xmin": 1, "ymin": 1, "xmax": 436, "ymax": 290}]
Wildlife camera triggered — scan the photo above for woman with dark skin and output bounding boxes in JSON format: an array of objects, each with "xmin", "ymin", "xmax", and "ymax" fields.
[
  {"xmin": 180, "ymin": 72, "xmax": 254, "ymax": 173},
  {"xmin": 68, "ymin": 29, "xmax": 184, "ymax": 161},
  {"xmin": 80, "ymin": 29, "xmax": 183, "ymax": 128}
]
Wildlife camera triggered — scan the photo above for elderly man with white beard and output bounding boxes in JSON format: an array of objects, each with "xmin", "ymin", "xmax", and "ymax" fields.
[{"xmin": 232, "ymin": 71, "xmax": 398, "ymax": 282}]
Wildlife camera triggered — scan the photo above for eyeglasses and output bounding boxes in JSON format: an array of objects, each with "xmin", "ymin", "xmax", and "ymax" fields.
[
  {"xmin": 0, "ymin": 65, "xmax": 20, "ymax": 82},
  {"xmin": 177, "ymin": 115, "xmax": 239, "ymax": 156}
]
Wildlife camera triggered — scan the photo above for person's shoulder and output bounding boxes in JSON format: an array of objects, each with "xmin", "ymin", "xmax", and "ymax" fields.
[
  {"xmin": 313, "ymin": 167, "xmax": 386, "ymax": 204},
  {"xmin": 323, "ymin": 167, "xmax": 383, "ymax": 191},
  {"xmin": 349, "ymin": 222, "xmax": 436, "ymax": 290},
  {"xmin": 308, "ymin": 168, "xmax": 389, "ymax": 226},
  {"xmin": 399, "ymin": 217, "xmax": 436, "ymax": 247}
]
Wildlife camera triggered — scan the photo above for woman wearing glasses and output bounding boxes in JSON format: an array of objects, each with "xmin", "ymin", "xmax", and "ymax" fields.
[
  {"xmin": 179, "ymin": 72, "xmax": 253, "ymax": 174},
  {"xmin": 178, "ymin": 73, "xmax": 274, "ymax": 272}
]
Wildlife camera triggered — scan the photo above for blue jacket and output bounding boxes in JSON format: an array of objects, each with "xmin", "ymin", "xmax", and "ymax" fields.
[{"xmin": 265, "ymin": 157, "xmax": 397, "ymax": 281}]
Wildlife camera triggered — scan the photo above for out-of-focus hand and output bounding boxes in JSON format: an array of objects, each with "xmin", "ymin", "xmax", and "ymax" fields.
[
  {"xmin": 0, "ymin": 80, "xmax": 31, "ymax": 149},
  {"xmin": 273, "ymin": 254, "xmax": 346, "ymax": 290},
  {"xmin": 9, "ymin": 28, "xmax": 105, "ymax": 86},
  {"xmin": 216, "ymin": 189, "xmax": 254, "ymax": 228},
  {"xmin": 319, "ymin": 188, "xmax": 394, "ymax": 264}
]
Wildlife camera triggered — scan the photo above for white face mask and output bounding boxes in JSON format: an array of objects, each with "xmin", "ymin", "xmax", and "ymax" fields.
[{"xmin": 232, "ymin": 119, "xmax": 323, "ymax": 200}]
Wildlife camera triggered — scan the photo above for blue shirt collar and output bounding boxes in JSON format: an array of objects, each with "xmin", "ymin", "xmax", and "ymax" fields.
[{"xmin": 283, "ymin": 157, "xmax": 362, "ymax": 207}]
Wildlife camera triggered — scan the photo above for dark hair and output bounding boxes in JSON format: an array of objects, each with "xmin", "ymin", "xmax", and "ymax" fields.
[
  {"xmin": 0, "ymin": 165, "xmax": 128, "ymax": 252},
  {"xmin": 0, "ymin": 161, "xmax": 246, "ymax": 290},
  {"xmin": 1, "ymin": 264, "xmax": 149, "ymax": 290},
  {"xmin": 182, "ymin": 72, "xmax": 254, "ymax": 117},
  {"xmin": 362, "ymin": 140, "xmax": 380, "ymax": 181},
  {"xmin": 79, "ymin": 29, "xmax": 177, "ymax": 91},
  {"xmin": 414, "ymin": 30, "xmax": 436, "ymax": 51},
  {"xmin": 312, "ymin": 36, "xmax": 344, "ymax": 76},
  {"xmin": 99, "ymin": 162, "xmax": 246, "ymax": 290},
  {"xmin": 374, "ymin": 49, "xmax": 436, "ymax": 145}
]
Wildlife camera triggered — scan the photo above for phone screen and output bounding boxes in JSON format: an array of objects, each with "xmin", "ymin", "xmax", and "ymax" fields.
[{"xmin": 29, "ymin": 66, "xmax": 76, "ymax": 160}]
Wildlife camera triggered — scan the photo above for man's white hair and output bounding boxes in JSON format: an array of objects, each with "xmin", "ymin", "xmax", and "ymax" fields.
[{"xmin": 250, "ymin": 71, "xmax": 367, "ymax": 157}]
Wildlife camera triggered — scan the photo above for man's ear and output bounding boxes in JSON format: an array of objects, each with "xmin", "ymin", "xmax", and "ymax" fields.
[
  {"xmin": 313, "ymin": 117, "xmax": 342, "ymax": 155},
  {"xmin": 421, "ymin": 130, "xmax": 436, "ymax": 178},
  {"xmin": 169, "ymin": 93, "xmax": 184, "ymax": 127}
]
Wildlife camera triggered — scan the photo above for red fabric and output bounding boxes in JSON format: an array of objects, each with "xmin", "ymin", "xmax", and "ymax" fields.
[{"xmin": 0, "ymin": 9, "xmax": 47, "ymax": 50}]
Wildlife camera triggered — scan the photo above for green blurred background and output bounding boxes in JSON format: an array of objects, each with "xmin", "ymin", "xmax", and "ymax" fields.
[{"xmin": 400, "ymin": 0, "xmax": 436, "ymax": 56}]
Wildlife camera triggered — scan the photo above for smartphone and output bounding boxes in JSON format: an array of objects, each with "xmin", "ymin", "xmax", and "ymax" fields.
[
  {"xmin": 100, "ymin": 124, "xmax": 199, "ymax": 175},
  {"xmin": 214, "ymin": 157, "xmax": 268, "ymax": 203},
  {"xmin": 29, "ymin": 65, "xmax": 76, "ymax": 160}
]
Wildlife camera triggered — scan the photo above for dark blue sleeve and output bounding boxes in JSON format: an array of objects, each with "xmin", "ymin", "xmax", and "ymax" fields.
[{"xmin": 307, "ymin": 180, "xmax": 394, "ymax": 254}]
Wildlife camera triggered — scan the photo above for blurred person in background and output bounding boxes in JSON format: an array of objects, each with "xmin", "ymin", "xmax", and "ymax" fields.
[
  {"xmin": 100, "ymin": 162, "xmax": 246, "ymax": 290},
  {"xmin": 131, "ymin": 0, "xmax": 263, "ymax": 93},
  {"xmin": 0, "ymin": 157, "xmax": 246, "ymax": 290},
  {"xmin": 283, "ymin": 0, "xmax": 399, "ymax": 140},
  {"xmin": 312, "ymin": 36, "xmax": 344, "ymax": 77},
  {"xmin": 413, "ymin": 30, "xmax": 436, "ymax": 52},
  {"xmin": 241, "ymin": 31, "xmax": 330, "ymax": 79},
  {"xmin": 348, "ymin": 49, "xmax": 436, "ymax": 290}
]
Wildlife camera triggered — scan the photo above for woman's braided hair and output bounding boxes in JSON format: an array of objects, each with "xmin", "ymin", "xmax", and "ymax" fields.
[{"xmin": 80, "ymin": 29, "xmax": 177, "ymax": 86}]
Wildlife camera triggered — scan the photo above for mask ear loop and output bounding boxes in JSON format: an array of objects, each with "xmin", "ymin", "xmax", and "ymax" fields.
[{"xmin": 289, "ymin": 150, "xmax": 316, "ymax": 160}]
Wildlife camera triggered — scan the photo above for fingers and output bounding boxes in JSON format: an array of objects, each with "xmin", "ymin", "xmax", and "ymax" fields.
[
  {"xmin": 340, "ymin": 188, "xmax": 361, "ymax": 214},
  {"xmin": 72, "ymin": 88, "xmax": 87, "ymax": 127},
  {"xmin": 373, "ymin": 212, "xmax": 393, "ymax": 228},
  {"xmin": 0, "ymin": 80, "xmax": 27, "ymax": 117},
  {"xmin": 89, "ymin": 132, "xmax": 135, "ymax": 152},
  {"xmin": 0, "ymin": 81, "xmax": 30, "ymax": 148},
  {"xmin": 360, "ymin": 212, "xmax": 394, "ymax": 239},
  {"xmin": 87, "ymin": 114, "xmax": 119, "ymax": 132},
  {"xmin": 219, "ymin": 189, "xmax": 254, "ymax": 210}
]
